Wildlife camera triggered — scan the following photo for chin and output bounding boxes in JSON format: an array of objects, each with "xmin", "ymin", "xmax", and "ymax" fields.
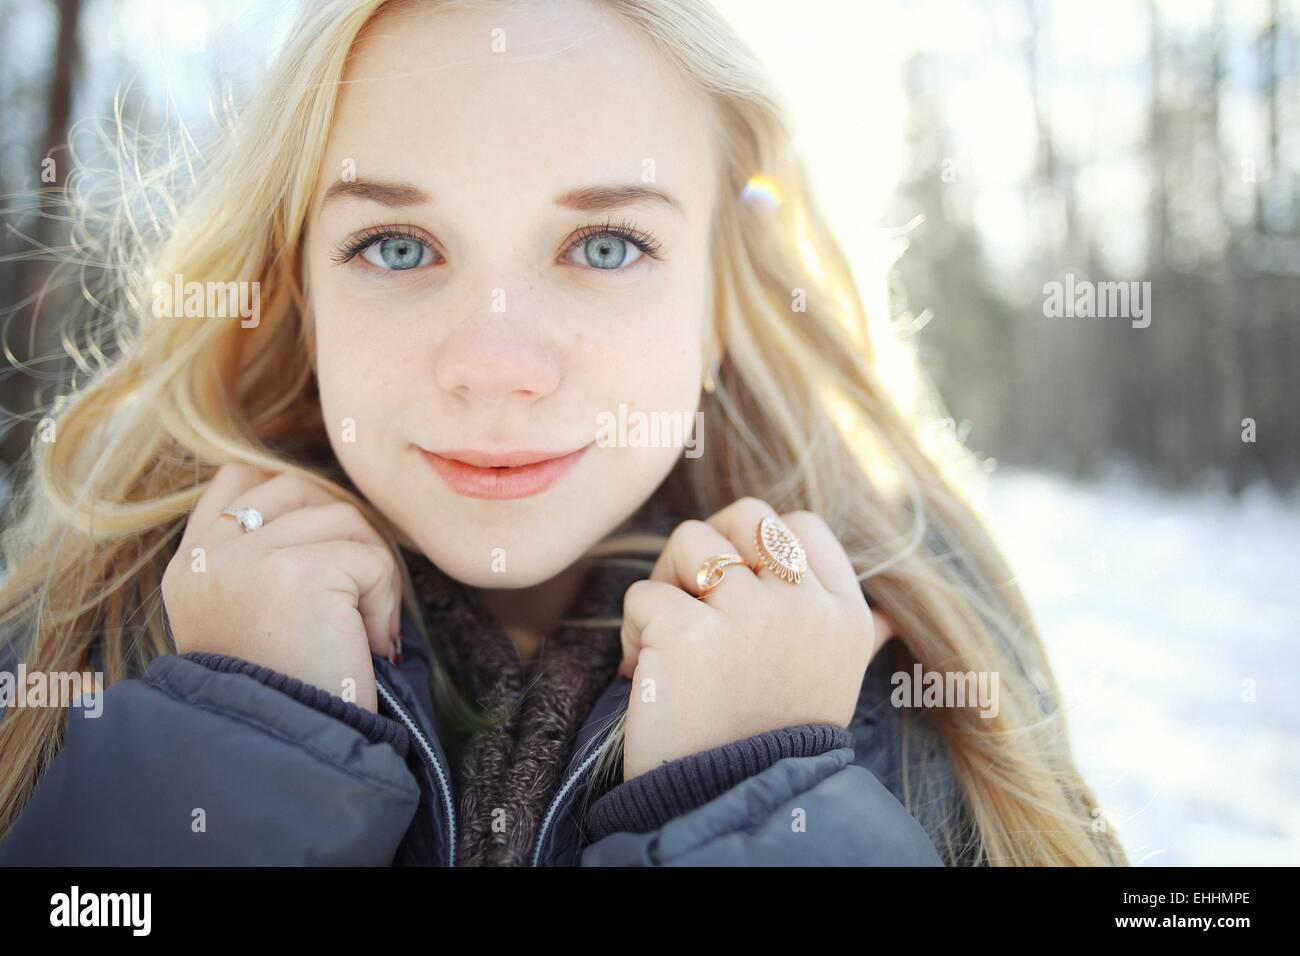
[{"xmin": 412, "ymin": 532, "xmax": 590, "ymax": 590}]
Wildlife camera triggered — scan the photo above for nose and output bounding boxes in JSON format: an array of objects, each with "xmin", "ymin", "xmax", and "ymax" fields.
[{"xmin": 433, "ymin": 299, "xmax": 562, "ymax": 408}]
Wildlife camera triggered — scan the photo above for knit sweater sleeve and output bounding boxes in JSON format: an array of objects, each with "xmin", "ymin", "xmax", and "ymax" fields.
[{"xmin": 585, "ymin": 723, "xmax": 854, "ymax": 842}]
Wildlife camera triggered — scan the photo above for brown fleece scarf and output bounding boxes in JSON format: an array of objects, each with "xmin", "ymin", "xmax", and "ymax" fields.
[{"xmin": 403, "ymin": 485, "xmax": 686, "ymax": 867}]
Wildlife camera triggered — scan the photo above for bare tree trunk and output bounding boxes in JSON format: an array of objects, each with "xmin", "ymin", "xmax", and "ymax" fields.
[{"xmin": 3, "ymin": 0, "xmax": 82, "ymax": 464}]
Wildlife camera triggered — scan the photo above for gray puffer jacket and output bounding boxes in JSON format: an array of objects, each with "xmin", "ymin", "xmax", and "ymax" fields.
[{"xmin": 0, "ymin": 608, "xmax": 957, "ymax": 866}]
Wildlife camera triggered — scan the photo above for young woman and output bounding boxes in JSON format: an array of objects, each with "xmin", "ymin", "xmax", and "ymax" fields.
[{"xmin": 0, "ymin": 0, "xmax": 1127, "ymax": 866}]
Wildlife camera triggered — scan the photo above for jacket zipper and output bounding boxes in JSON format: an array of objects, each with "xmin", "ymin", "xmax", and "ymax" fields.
[
  {"xmin": 530, "ymin": 740, "xmax": 608, "ymax": 866},
  {"xmin": 375, "ymin": 677, "xmax": 458, "ymax": 867}
]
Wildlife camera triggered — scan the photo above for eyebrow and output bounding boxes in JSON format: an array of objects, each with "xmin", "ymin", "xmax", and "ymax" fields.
[
  {"xmin": 320, "ymin": 179, "xmax": 683, "ymax": 215},
  {"xmin": 321, "ymin": 179, "xmax": 432, "ymax": 209},
  {"xmin": 553, "ymin": 184, "xmax": 683, "ymax": 215}
]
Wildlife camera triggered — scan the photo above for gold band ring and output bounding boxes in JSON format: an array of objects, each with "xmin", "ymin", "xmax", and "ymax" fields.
[
  {"xmin": 695, "ymin": 553, "xmax": 746, "ymax": 597},
  {"xmin": 693, "ymin": 515, "xmax": 808, "ymax": 597}
]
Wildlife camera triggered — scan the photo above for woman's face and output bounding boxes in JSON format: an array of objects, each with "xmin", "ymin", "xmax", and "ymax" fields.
[{"xmin": 303, "ymin": 0, "xmax": 719, "ymax": 588}]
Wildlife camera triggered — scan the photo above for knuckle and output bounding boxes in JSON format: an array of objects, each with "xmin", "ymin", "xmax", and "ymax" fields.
[
  {"xmin": 265, "ymin": 548, "xmax": 309, "ymax": 585},
  {"xmin": 673, "ymin": 518, "xmax": 711, "ymax": 539},
  {"xmin": 624, "ymin": 578, "xmax": 653, "ymax": 605},
  {"xmin": 370, "ymin": 542, "xmax": 398, "ymax": 573},
  {"xmin": 160, "ymin": 561, "xmax": 179, "ymax": 600},
  {"xmin": 221, "ymin": 461, "xmax": 259, "ymax": 483}
]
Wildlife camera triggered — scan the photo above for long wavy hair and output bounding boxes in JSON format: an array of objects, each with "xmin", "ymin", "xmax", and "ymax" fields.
[{"xmin": 0, "ymin": 0, "xmax": 1126, "ymax": 865}]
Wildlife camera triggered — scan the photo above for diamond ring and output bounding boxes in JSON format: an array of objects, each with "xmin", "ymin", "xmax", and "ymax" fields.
[{"xmin": 220, "ymin": 506, "xmax": 265, "ymax": 533}]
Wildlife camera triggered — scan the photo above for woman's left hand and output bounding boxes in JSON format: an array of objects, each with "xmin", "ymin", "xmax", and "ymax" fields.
[{"xmin": 618, "ymin": 497, "xmax": 895, "ymax": 781}]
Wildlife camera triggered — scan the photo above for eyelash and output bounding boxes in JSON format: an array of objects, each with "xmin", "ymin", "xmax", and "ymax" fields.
[
  {"xmin": 330, "ymin": 224, "xmax": 431, "ymax": 266},
  {"xmin": 328, "ymin": 216, "xmax": 665, "ymax": 269},
  {"xmin": 566, "ymin": 216, "xmax": 665, "ymax": 262}
]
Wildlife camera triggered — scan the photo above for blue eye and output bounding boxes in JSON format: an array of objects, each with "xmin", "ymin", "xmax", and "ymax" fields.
[
  {"xmin": 564, "ymin": 220, "xmax": 664, "ymax": 271},
  {"xmin": 331, "ymin": 220, "xmax": 663, "ymax": 274},
  {"xmin": 361, "ymin": 236, "xmax": 434, "ymax": 271},
  {"xmin": 574, "ymin": 235, "xmax": 643, "ymax": 270}
]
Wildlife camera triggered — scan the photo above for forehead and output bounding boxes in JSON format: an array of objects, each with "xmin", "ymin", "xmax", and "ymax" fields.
[{"xmin": 325, "ymin": 0, "xmax": 718, "ymax": 216}]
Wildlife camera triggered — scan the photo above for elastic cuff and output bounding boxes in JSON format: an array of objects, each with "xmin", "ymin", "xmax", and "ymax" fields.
[
  {"xmin": 180, "ymin": 651, "xmax": 410, "ymax": 759},
  {"xmin": 585, "ymin": 723, "xmax": 854, "ymax": 842}
]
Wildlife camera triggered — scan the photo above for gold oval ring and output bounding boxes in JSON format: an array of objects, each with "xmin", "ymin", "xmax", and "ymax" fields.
[
  {"xmin": 695, "ymin": 553, "xmax": 746, "ymax": 598},
  {"xmin": 754, "ymin": 515, "xmax": 808, "ymax": 584}
]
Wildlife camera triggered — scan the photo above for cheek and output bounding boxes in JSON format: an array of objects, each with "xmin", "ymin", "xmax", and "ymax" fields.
[
  {"xmin": 585, "ymin": 286, "xmax": 706, "ymax": 409},
  {"xmin": 312, "ymin": 303, "xmax": 410, "ymax": 459},
  {"xmin": 308, "ymin": 249, "xmax": 411, "ymax": 399}
]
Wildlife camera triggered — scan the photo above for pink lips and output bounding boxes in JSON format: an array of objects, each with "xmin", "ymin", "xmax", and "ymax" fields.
[{"xmin": 422, "ymin": 444, "xmax": 592, "ymax": 499}]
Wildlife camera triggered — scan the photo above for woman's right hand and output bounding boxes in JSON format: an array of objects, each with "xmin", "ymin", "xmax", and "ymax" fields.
[{"xmin": 161, "ymin": 462, "xmax": 402, "ymax": 713}]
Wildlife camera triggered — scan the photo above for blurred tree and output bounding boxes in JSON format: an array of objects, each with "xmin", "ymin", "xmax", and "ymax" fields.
[
  {"xmin": 887, "ymin": 0, "xmax": 1299, "ymax": 493},
  {"xmin": 1, "ymin": 0, "xmax": 83, "ymax": 467},
  {"xmin": 885, "ymin": 52, "xmax": 1019, "ymax": 465}
]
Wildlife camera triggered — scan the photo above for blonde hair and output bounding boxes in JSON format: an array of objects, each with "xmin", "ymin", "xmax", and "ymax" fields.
[{"xmin": 0, "ymin": 0, "xmax": 1126, "ymax": 865}]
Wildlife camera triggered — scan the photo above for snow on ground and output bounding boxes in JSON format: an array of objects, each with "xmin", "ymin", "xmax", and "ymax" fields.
[{"xmin": 982, "ymin": 469, "xmax": 1300, "ymax": 866}]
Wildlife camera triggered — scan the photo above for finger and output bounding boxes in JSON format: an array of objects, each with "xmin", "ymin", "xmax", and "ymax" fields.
[
  {"xmin": 206, "ymin": 472, "xmax": 360, "ymax": 547},
  {"xmin": 649, "ymin": 519, "xmax": 760, "ymax": 602},
  {"xmin": 870, "ymin": 607, "xmax": 897, "ymax": 655},
  {"xmin": 182, "ymin": 462, "xmax": 267, "ymax": 552},
  {"xmin": 778, "ymin": 511, "xmax": 860, "ymax": 599},
  {"xmin": 279, "ymin": 540, "xmax": 400, "ymax": 658},
  {"xmin": 704, "ymin": 497, "xmax": 824, "ymax": 592},
  {"xmin": 251, "ymin": 500, "xmax": 388, "ymax": 552},
  {"xmin": 256, "ymin": 504, "xmax": 400, "ymax": 640},
  {"xmin": 619, "ymin": 577, "xmax": 708, "ymax": 679}
]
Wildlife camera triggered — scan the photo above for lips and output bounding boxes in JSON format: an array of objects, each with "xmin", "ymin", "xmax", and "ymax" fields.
[{"xmin": 422, "ymin": 443, "xmax": 592, "ymax": 499}]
